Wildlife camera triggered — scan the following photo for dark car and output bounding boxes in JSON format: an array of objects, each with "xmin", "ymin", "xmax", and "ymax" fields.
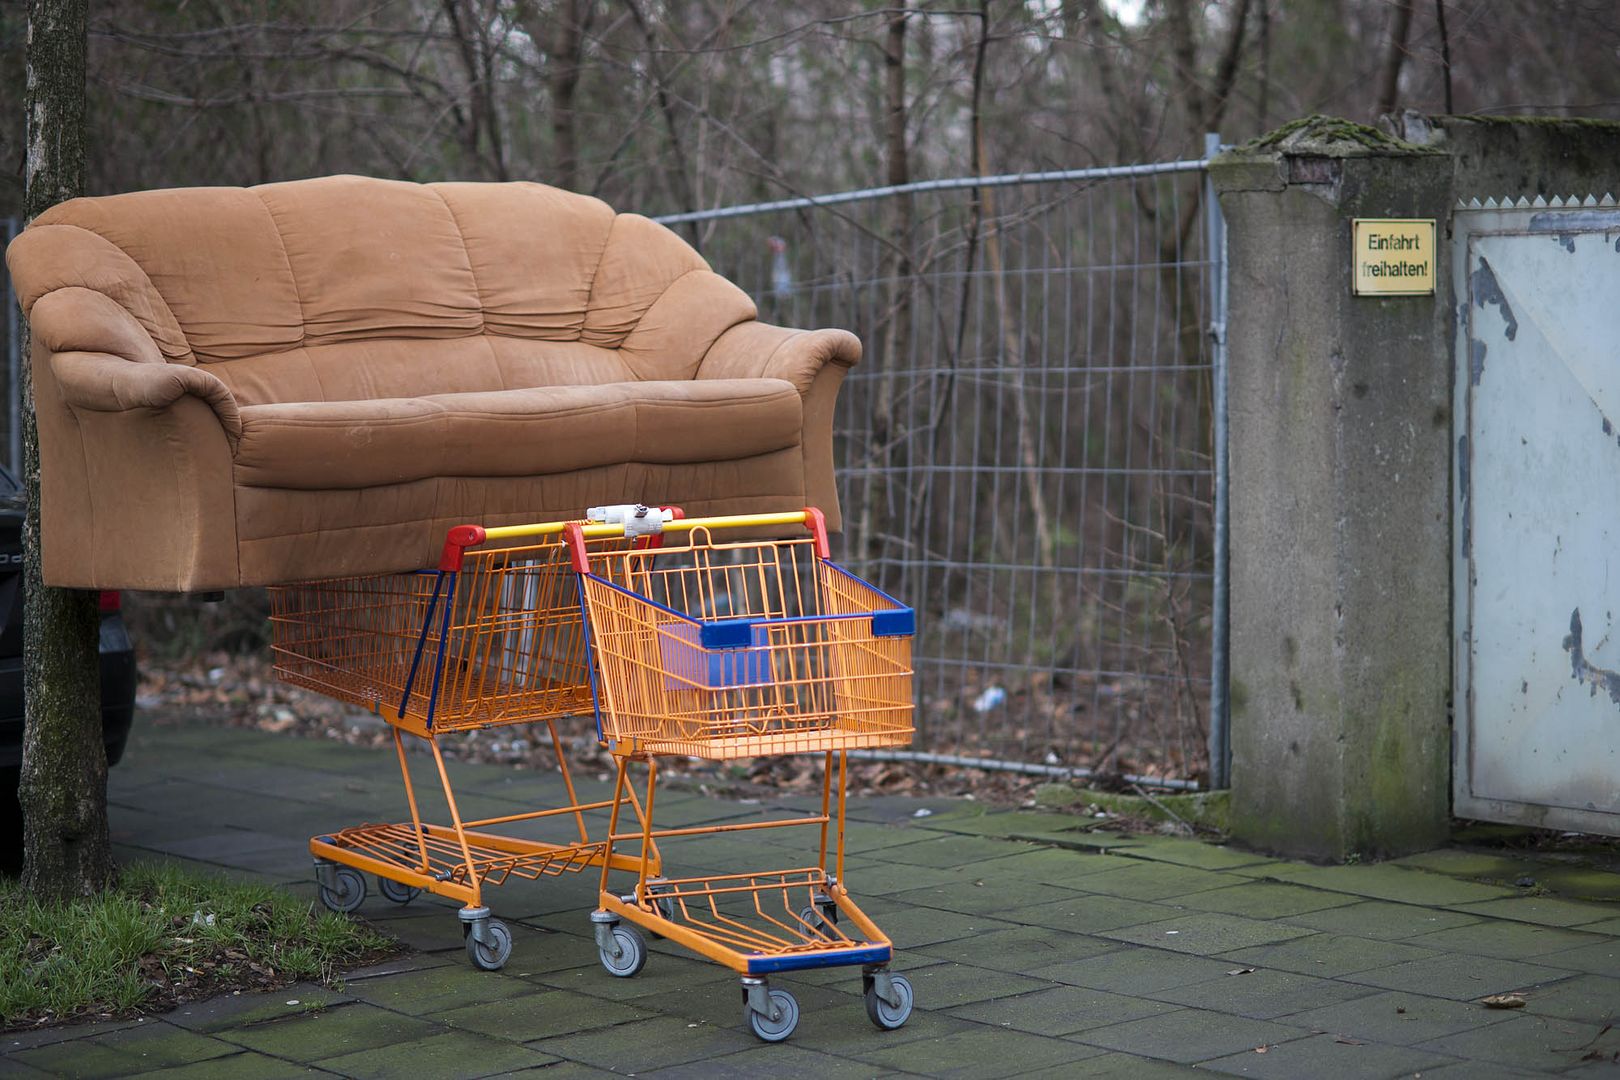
[{"xmin": 0, "ymin": 465, "xmax": 138, "ymax": 870}]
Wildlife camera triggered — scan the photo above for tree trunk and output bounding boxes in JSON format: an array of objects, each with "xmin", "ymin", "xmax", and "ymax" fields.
[
  {"xmin": 21, "ymin": 0, "xmax": 110, "ymax": 901},
  {"xmin": 1375, "ymin": 0, "xmax": 1415, "ymax": 118},
  {"xmin": 549, "ymin": 0, "xmax": 587, "ymax": 191}
]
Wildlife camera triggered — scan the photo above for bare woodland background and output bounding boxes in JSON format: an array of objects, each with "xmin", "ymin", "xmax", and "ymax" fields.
[
  {"xmin": 3, "ymin": 1, "xmax": 1617, "ymax": 218},
  {"xmin": 3, "ymin": 1, "xmax": 1618, "ymax": 787}
]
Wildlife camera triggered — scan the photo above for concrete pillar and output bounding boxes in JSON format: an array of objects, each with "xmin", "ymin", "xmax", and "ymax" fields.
[{"xmin": 1211, "ymin": 118, "xmax": 1455, "ymax": 861}]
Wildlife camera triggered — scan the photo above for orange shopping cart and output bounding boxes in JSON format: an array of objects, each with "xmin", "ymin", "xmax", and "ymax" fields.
[
  {"xmin": 564, "ymin": 509, "xmax": 918, "ymax": 1041},
  {"xmin": 268, "ymin": 506, "xmax": 675, "ymax": 970}
]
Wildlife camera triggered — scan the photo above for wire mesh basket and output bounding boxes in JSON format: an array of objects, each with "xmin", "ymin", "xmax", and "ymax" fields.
[{"xmin": 569, "ymin": 512, "xmax": 915, "ymax": 758}]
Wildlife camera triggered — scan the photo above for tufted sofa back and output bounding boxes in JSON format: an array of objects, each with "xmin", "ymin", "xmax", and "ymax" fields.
[{"xmin": 11, "ymin": 175, "xmax": 757, "ymax": 406}]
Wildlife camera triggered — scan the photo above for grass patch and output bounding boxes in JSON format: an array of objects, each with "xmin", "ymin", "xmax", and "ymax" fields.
[{"xmin": 0, "ymin": 861, "xmax": 397, "ymax": 1031}]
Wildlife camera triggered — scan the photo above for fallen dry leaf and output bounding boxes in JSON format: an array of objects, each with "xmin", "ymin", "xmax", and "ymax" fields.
[
  {"xmin": 1226, "ymin": 967, "xmax": 1256, "ymax": 976},
  {"xmin": 1481, "ymin": 993, "xmax": 1527, "ymax": 1009},
  {"xmin": 1254, "ymin": 1046, "xmax": 1269, "ymax": 1054}
]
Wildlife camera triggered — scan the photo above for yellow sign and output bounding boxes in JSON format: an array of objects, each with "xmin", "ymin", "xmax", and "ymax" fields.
[{"xmin": 1352, "ymin": 218, "xmax": 1435, "ymax": 296}]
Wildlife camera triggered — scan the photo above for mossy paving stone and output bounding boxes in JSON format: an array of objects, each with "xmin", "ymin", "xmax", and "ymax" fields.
[
  {"xmin": 1536, "ymin": 940, "xmax": 1620, "ymax": 977},
  {"xmin": 1449, "ymin": 895, "xmax": 1618, "ymax": 928},
  {"xmin": 370, "ymin": 910, "xmax": 485, "ymax": 953},
  {"xmin": 1102, "ymin": 836, "xmax": 1278, "ymax": 872},
  {"xmin": 10, "ymin": 1038, "xmax": 158, "ymax": 1079},
  {"xmin": 0, "ymin": 1059, "xmax": 56, "ymax": 1080},
  {"xmin": 915, "ymin": 810, "xmax": 1085, "ymax": 840},
  {"xmin": 1262, "ymin": 863, "xmax": 1517, "ymax": 906},
  {"xmin": 529, "ymin": 953, "xmax": 731, "ymax": 1001},
  {"xmin": 850, "ymin": 1024, "xmax": 1102, "ymax": 1078},
  {"xmin": 887, "ymin": 878, "xmax": 1083, "ymax": 917},
  {"xmin": 1216, "ymin": 933, "xmax": 1441, "ymax": 978},
  {"xmin": 892, "ymin": 961, "xmax": 1052, "ymax": 1008},
  {"xmin": 1281, "ymin": 898, "xmax": 1482, "ymax": 940},
  {"xmin": 939, "ymin": 846, "xmax": 1134, "ymax": 889},
  {"xmin": 997, "ymin": 894, "xmax": 1183, "ymax": 935},
  {"xmin": 1068, "ymin": 1008, "xmax": 1306, "ymax": 1064},
  {"xmin": 1519, "ymin": 973, "xmax": 1620, "ymax": 1022},
  {"xmin": 216, "ymin": 1001, "xmax": 442, "ymax": 1060},
  {"xmin": 1404, "ymin": 1062, "xmax": 1546, "ymax": 1080},
  {"xmin": 1012, "ymin": 1050, "xmax": 1203, "ymax": 1078},
  {"xmin": 479, "ymin": 1062, "xmax": 622, "ymax": 1079},
  {"xmin": 433, "ymin": 990, "xmax": 654, "ymax": 1042},
  {"xmin": 911, "ymin": 923, "xmax": 1121, "ymax": 972},
  {"xmin": 831, "ymin": 857, "xmax": 960, "ymax": 895},
  {"xmin": 526, "ymin": 1014, "xmax": 758, "ymax": 1073},
  {"xmin": 1008, "ymin": 830, "xmax": 1146, "ymax": 854},
  {"xmin": 317, "ymin": 1030, "xmax": 561, "ymax": 1079},
  {"xmin": 162, "ymin": 985, "xmax": 351, "ymax": 1033},
  {"xmin": 946, "ymin": 984, "xmax": 1182, "ymax": 1036},
  {"xmin": 1100, "ymin": 911, "xmax": 1317, "ymax": 956},
  {"xmin": 637, "ymin": 1041, "xmax": 906, "ymax": 1079},
  {"xmin": 1147, "ymin": 967, "xmax": 1375, "ymax": 1020},
  {"xmin": 1199, "ymin": 1031, "xmax": 1459, "ymax": 1078},
  {"xmin": 3, "ymin": 1017, "xmax": 143, "ymax": 1053},
  {"xmin": 1406, "ymin": 920, "xmax": 1607, "ymax": 960},
  {"xmin": 1534, "ymin": 867, "xmax": 1620, "ymax": 902},
  {"xmin": 1068, "ymin": 861, "xmax": 1234, "ymax": 902},
  {"xmin": 135, "ymin": 1049, "xmax": 335, "ymax": 1078},
  {"xmin": 849, "ymin": 902, "xmax": 1015, "ymax": 948},
  {"xmin": 1030, "ymin": 947, "xmax": 1237, "ymax": 996},
  {"xmin": 1390, "ymin": 848, "xmax": 1543, "ymax": 881},
  {"xmin": 618, "ymin": 971, "xmax": 848, "ymax": 1023},
  {"xmin": 86, "ymin": 1023, "xmax": 241, "ymax": 1069},
  {"xmin": 880, "ymin": 834, "xmax": 1040, "ymax": 869},
  {"xmin": 346, "ymin": 964, "xmax": 545, "ymax": 1015},
  {"xmin": 1416, "ymin": 1012, "xmax": 1620, "ymax": 1072},
  {"xmin": 1176, "ymin": 881, "xmax": 1358, "ymax": 919},
  {"xmin": 1284, "ymin": 988, "xmax": 1517, "ymax": 1045},
  {"xmin": 1342, "ymin": 952, "xmax": 1574, "ymax": 1001},
  {"xmin": 1572, "ymin": 915, "xmax": 1620, "ymax": 937}
]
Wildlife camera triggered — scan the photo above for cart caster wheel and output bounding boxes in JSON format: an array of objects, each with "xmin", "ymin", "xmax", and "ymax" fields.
[
  {"xmin": 598, "ymin": 924, "xmax": 647, "ymax": 978},
  {"xmin": 745, "ymin": 987, "xmax": 799, "ymax": 1043},
  {"xmin": 864, "ymin": 972, "xmax": 914, "ymax": 1031},
  {"xmin": 643, "ymin": 882, "xmax": 677, "ymax": 938},
  {"xmin": 376, "ymin": 876, "xmax": 421, "ymax": 905},
  {"xmin": 799, "ymin": 902, "xmax": 838, "ymax": 932},
  {"xmin": 317, "ymin": 866, "xmax": 366, "ymax": 914},
  {"xmin": 466, "ymin": 919, "xmax": 512, "ymax": 971}
]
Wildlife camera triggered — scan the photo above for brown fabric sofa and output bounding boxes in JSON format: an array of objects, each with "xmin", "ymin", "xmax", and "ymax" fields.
[{"xmin": 5, "ymin": 176, "xmax": 859, "ymax": 591}]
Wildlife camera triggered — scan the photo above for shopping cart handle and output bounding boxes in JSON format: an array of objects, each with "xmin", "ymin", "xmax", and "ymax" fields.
[
  {"xmin": 562, "ymin": 507, "xmax": 830, "ymax": 572},
  {"xmin": 439, "ymin": 525, "xmax": 487, "ymax": 571}
]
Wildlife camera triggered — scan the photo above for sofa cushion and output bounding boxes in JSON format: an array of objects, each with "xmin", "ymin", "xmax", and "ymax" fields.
[{"xmin": 232, "ymin": 378, "xmax": 802, "ymax": 490}]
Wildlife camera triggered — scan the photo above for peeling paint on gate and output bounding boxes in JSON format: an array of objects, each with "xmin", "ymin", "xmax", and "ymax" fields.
[
  {"xmin": 1470, "ymin": 257, "xmax": 1519, "ymax": 342},
  {"xmin": 1563, "ymin": 608, "xmax": 1620, "ymax": 707}
]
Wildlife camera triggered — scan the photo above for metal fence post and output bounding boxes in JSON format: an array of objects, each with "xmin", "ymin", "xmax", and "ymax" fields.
[{"xmin": 1204, "ymin": 132, "xmax": 1231, "ymax": 789}]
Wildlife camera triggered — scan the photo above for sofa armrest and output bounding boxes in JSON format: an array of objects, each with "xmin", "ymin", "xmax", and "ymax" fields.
[
  {"xmin": 27, "ymin": 283, "xmax": 240, "ymax": 443},
  {"xmin": 697, "ymin": 321, "xmax": 861, "ymax": 393},
  {"xmin": 51, "ymin": 351, "xmax": 241, "ymax": 444}
]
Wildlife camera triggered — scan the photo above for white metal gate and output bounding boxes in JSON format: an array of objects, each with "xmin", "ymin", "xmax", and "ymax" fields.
[{"xmin": 1454, "ymin": 196, "xmax": 1620, "ymax": 834}]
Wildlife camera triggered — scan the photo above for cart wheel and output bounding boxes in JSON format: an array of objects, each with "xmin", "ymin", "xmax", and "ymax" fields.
[
  {"xmin": 318, "ymin": 866, "xmax": 366, "ymax": 914},
  {"xmin": 598, "ymin": 924, "xmax": 647, "ymax": 978},
  {"xmin": 466, "ymin": 919, "xmax": 512, "ymax": 971},
  {"xmin": 799, "ymin": 903, "xmax": 838, "ymax": 932},
  {"xmin": 745, "ymin": 987, "xmax": 800, "ymax": 1043},
  {"xmin": 376, "ymin": 876, "xmax": 421, "ymax": 905},
  {"xmin": 864, "ymin": 973, "xmax": 914, "ymax": 1031}
]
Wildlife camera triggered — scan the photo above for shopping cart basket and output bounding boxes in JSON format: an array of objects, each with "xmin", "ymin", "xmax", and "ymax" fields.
[
  {"xmin": 566, "ymin": 509, "xmax": 918, "ymax": 1041},
  {"xmin": 269, "ymin": 506, "xmax": 675, "ymax": 970}
]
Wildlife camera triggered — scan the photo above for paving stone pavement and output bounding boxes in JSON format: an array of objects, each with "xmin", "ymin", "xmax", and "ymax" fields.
[{"xmin": 7, "ymin": 717, "xmax": 1620, "ymax": 1078}]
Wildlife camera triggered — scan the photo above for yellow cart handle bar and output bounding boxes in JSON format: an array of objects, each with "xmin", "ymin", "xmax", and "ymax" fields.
[
  {"xmin": 562, "ymin": 508, "xmax": 830, "ymax": 573},
  {"xmin": 436, "ymin": 506, "xmax": 829, "ymax": 572},
  {"xmin": 438, "ymin": 505, "xmax": 685, "ymax": 570}
]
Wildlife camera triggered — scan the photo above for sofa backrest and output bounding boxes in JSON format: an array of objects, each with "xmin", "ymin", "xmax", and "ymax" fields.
[{"xmin": 9, "ymin": 175, "xmax": 757, "ymax": 404}]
